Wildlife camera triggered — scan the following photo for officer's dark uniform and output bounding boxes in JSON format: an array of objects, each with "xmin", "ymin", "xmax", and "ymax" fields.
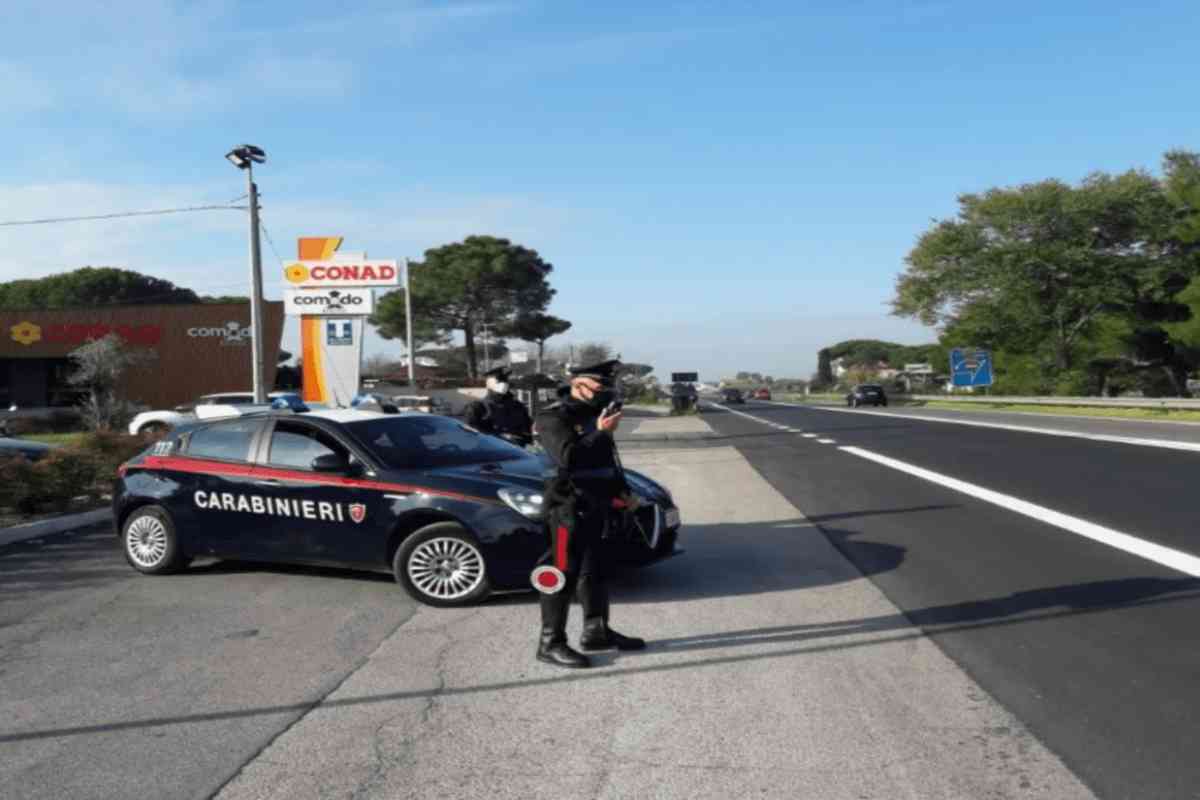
[
  {"xmin": 533, "ymin": 360, "xmax": 646, "ymax": 669},
  {"xmin": 465, "ymin": 367, "xmax": 533, "ymax": 446}
]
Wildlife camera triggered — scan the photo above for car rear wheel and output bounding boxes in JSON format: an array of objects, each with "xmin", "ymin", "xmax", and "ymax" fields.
[
  {"xmin": 122, "ymin": 506, "xmax": 187, "ymax": 574},
  {"xmin": 394, "ymin": 522, "xmax": 491, "ymax": 607}
]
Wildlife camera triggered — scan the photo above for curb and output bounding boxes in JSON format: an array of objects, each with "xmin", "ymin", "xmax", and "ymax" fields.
[{"xmin": 0, "ymin": 509, "xmax": 110, "ymax": 548}]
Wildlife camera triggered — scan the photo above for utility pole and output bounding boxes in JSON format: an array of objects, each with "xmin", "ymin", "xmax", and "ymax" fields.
[
  {"xmin": 404, "ymin": 258, "xmax": 415, "ymax": 394},
  {"xmin": 226, "ymin": 145, "xmax": 269, "ymax": 404},
  {"xmin": 246, "ymin": 171, "xmax": 268, "ymax": 404}
]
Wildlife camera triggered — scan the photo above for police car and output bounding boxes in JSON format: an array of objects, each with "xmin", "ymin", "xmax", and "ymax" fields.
[{"xmin": 113, "ymin": 409, "xmax": 681, "ymax": 606}]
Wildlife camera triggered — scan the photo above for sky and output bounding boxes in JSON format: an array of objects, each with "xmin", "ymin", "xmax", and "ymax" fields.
[{"xmin": 2, "ymin": 0, "xmax": 1198, "ymax": 380}]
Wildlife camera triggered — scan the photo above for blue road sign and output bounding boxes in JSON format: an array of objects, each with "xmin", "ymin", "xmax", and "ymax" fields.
[{"xmin": 949, "ymin": 348, "xmax": 993, "ymax": 387}]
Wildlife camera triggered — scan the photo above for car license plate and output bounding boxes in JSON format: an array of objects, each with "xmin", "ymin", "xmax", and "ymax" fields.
[{"xmin": 664, "ymin": 508, "xmax": 680, "ymax": 528}]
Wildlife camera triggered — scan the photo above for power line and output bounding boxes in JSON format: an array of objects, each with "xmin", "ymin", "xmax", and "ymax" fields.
[
  {"xmin": 258, "ymin": 219, "xmax": 287, "ymax": 268},
  {"xmin": 0, "ymin": 204, "xmax": 247, "ymax": 228}
]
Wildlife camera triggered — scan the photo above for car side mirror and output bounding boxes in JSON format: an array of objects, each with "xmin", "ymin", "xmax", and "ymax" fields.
[{"xmin": 311, "ymin": 453, "xmax": 352, "ymax": 473}]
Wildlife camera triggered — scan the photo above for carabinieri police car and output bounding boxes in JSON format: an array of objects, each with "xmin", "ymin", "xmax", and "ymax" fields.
[{"xmin": 113, "ymin": 409, "xmax": 681, "ymax": 606}]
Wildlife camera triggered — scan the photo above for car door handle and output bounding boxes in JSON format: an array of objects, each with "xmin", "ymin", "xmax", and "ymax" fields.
[{"xmin": 254, "ymin": 479, "xmax": 282, "ymax": 487}]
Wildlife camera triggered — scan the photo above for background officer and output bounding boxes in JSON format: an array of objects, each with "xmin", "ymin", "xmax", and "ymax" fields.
[
  {"xmin": 465, "ymin": 366, "xmax": 533, "ymax": 446},
  {"xmin": 533, "ymin": 360, "xmax": 646, "ymax": 669}
]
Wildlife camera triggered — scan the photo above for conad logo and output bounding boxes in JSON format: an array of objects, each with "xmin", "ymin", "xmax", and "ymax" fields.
[
  {"xmin": 284, "ymin": 263, "xmax": 310, "ymax": 284},
  {"xmin": 284, "ymin": 261, "xmax": 396, "ymax": 284},
  {"xmin": 188, "ymin": 321, "xmax": 252, "ymax": 345}
]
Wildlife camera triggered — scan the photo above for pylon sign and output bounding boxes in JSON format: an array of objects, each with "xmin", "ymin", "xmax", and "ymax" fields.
[{"xmin": 293, "ymin": 237, "xmax": 397, "ymax": 407}]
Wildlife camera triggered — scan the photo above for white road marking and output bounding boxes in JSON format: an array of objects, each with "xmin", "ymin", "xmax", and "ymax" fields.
[
  {"xmin": 761, "ymin": 400, "xmax": 1200, "ymax": 454},
  {"xmin": 817, "ymin": 439, "xmax": 837, "ymax": 444},
  {"xmin": 802, "ymin": 433, "xmax": 818, "ymax": 438},
  {"xmin": 840, "ymin": 445, "xmax": 1200, "ymax": 578}
]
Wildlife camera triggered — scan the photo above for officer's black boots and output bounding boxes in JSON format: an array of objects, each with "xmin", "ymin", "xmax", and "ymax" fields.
[
  {"xmin": 538, "ymin": 592, "xmax": 591, "ymax": 668},
  {"xmin": 580, "ymin": 618, "xmax": 647, "ymax": 651},
  {"xmin": 537, "ymin": 635, "xmax": 591, "ymax": 668}
]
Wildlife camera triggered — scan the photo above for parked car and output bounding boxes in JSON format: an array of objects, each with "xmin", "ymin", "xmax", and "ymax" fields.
[
  {"xmin": 846, "ymin": 384, "xmax": 888, "ymax": 407},
  {"xmin": 720, "ymin": 388, "xmax": 746, "ymax": 404},
  {"xmin": 129, "ymin": 392, "xmax": 301, "ymax": 437},
  {"xmin": 114, "ymin": 410, "xmax": 682, "ymax": 606},
  {"xmin": 391, "ymin": 394, "xmax": 436, "ymax": 413},
  {"xmin": 0, "ymin": 435, "xmax": 55, "ymax": 462},
  {"xmin": 752, "ymin": 387, "xmax": 772, "ymax": 400}
]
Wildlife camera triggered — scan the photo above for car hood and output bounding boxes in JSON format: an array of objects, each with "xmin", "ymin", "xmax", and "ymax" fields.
[
  {"xmin": 425, "ymin": 454, "xmax": 548, "ymax": 492},
  {"xmin": 421, "ymin": 457, "xmax": 672, "ymax": 505}
]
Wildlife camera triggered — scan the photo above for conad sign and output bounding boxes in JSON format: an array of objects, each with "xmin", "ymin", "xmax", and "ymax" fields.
[{"xmin": 283, "ymin": 260, "xmax": 399, "ymax": 288}]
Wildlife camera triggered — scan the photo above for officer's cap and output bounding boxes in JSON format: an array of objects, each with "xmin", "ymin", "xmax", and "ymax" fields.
[
  {"xmin": 483, "ymin": 366, "xmax": 512, "ymax": 381},
  {"xmin": 568, "ymin": 359, "xmax": 622, "ymax": 381}
]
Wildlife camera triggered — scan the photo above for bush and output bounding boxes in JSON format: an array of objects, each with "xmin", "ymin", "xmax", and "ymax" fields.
[
  {"xmin": 0, "ymin": 431, "xmax": 149, "ymax": 515},
  {"xmin": 3, "ymin": 410, "xmax": 84, "ymax": 437}
]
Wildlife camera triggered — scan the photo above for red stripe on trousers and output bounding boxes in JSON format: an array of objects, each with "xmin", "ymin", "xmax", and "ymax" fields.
[{"xmin": 555, "ymin": 525, "xmax": 569, "ymax": 571}]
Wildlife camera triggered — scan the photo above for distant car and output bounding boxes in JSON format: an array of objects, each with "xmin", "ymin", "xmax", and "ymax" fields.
[
  {"xmin": 752, "ymin": 388, "xmax": 771, "ymax": 400},
  {"xmin": 128, "ymin": 392, "xmax": 303, "ymax": 437},
  {"xmin": 720, "ymin": 388, "xmax": 746, "ymax": 404},
  {"xmin": 391, "ymin": 395, "xmax": 436, "ymax": 413},
  {"xmin": 847, "ymin": 384, "xmax": 888, "ymax": 408},
  {"xmin": 0, "ymin": 435, "xmax": 55, "ymax": 462}
]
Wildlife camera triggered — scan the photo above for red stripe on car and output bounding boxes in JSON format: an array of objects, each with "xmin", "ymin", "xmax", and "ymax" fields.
[{"xmin": 140, "ymin": 456, "xmax": 504, "ymax": 506}]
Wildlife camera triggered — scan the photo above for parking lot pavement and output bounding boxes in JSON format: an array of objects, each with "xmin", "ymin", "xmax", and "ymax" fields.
[{"xmin": 216, "ymin": 446, "xmax": 1094, "ymax": 800}]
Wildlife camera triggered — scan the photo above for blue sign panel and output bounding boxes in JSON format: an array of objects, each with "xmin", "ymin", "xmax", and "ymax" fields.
[
  {"xmin": 949, "ymin": 348, "xmax": 993, "ymax": 387},
  {"xmin": 326, "ymin": 320, "xmax": 354, "ymax": 346}
]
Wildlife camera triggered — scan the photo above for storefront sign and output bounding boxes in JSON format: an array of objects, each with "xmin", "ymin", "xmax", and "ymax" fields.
[
  {"xmin": 283, "ymin": 260, "xmax": 399, "ymax": 288},
  {"xmin": 284, "ymin": 289, "xmax": 374, "ymax": 316},
  {"xmin": 186, "ymin": 321, "xmax": 252, "ymax": 345},
  {"xmin": 10, "ymin": 320, "xmax": 163, "ymax": 347}
]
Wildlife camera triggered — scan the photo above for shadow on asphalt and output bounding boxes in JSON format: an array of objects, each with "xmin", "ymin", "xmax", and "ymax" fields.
[
  {"xmin": 4, "ymin": 575, "xmax": 1197, "ymax": 745},
  {"xmin": 0, "ymin": 525, "xmax": 127, "ymax": 601}
]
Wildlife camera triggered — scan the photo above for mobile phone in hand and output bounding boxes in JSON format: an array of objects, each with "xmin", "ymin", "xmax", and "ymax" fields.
[{"xmin": 604, "ymin": 400, "xmax": 623, "ymax": 417}]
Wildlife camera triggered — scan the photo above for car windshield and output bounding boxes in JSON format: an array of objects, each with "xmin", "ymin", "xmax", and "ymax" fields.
[{"xmin": 345, "ymin": 415, "xmax": 528, "ymax": 469}]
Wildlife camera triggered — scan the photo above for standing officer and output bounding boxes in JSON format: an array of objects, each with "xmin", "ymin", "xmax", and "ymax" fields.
[
  {"xmin": 465, "ymin": 366, "xmax": 533, "ymax": 446},
  {"xmin": 532, "ymin": 360, "xmax": 646, "ymax": 668}
]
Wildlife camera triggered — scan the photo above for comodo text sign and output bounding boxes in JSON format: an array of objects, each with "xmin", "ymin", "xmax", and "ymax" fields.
[{"xmin": 284, "ymin": 288, "xmax": 375, "ymax": 316}]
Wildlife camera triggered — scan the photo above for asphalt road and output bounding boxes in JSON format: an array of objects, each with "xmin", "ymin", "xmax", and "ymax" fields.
[
  {"xmin": 0, "ymin": 526, "xmax": 419, "ymax": 800},
  {"xmin": 703, "ymin": 399, "xmax": 1200, "ymax": 800}
]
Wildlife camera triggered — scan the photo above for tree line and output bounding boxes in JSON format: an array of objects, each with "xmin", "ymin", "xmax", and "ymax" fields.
[{"xmin": 887, "ymin": 149, "xmax": 1200, "ymax": 397}]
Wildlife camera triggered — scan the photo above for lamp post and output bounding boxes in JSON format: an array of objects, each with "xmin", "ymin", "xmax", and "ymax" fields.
[{"xmin": 225, "ymin": 144, "xmax": 269, "ymax": 404}]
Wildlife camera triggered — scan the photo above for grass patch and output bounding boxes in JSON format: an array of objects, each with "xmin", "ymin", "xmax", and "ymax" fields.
[
  {"xmin": 920, "ymin": 401, "xmax": 1200, "ymax": 423},
  {"xmin": 22, "ymin": 432, "xmax": 91, "ymax": 447}
]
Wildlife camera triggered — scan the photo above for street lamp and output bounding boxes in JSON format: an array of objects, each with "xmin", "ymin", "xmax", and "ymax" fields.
[{"xmin": 226, "ymin": 144, "xmax": 269, "ymax": 404}]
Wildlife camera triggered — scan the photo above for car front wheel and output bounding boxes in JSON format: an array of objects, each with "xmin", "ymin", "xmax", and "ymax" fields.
[
  {"xmin": 395, "ymin": 522, "xmax": 492, "ymax": 607},
  {"xmin": 122, "ymin": 506, "xmax": 187, "ymax": 574}
]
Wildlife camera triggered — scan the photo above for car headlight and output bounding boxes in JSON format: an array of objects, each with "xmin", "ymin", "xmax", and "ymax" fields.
[{"xmin": 498, "ymin": 488, "xmax": 545, "ymax": 520}]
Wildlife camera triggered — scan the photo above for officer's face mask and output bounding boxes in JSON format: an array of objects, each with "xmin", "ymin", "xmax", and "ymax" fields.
[
  {"xmin": 492, "ymin": 381, "xmax": 509, "ymax": 395},
  {"xmin": 588, "ymin": 385, "xmax": 621, "ymax": 413}
]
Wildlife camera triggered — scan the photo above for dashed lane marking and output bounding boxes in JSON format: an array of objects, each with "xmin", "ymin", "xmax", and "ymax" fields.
[
  {"xmin": 760, "ymin": 400, "xmax": 1200, "ymax": 455},
  {"xmin": 710, "ymin": 398, "xmax": 1200, "ymax": 575}
]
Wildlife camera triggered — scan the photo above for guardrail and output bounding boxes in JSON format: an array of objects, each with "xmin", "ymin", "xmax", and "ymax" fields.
[{"xmin": 907, "ymin": 394, "xmax": 1200, "ymax": 410}]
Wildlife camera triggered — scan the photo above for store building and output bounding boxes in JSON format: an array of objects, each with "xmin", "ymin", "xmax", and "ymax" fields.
[{"xmin": 0, "ymin": 303, "xmax": 285, "ymax": 409}]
